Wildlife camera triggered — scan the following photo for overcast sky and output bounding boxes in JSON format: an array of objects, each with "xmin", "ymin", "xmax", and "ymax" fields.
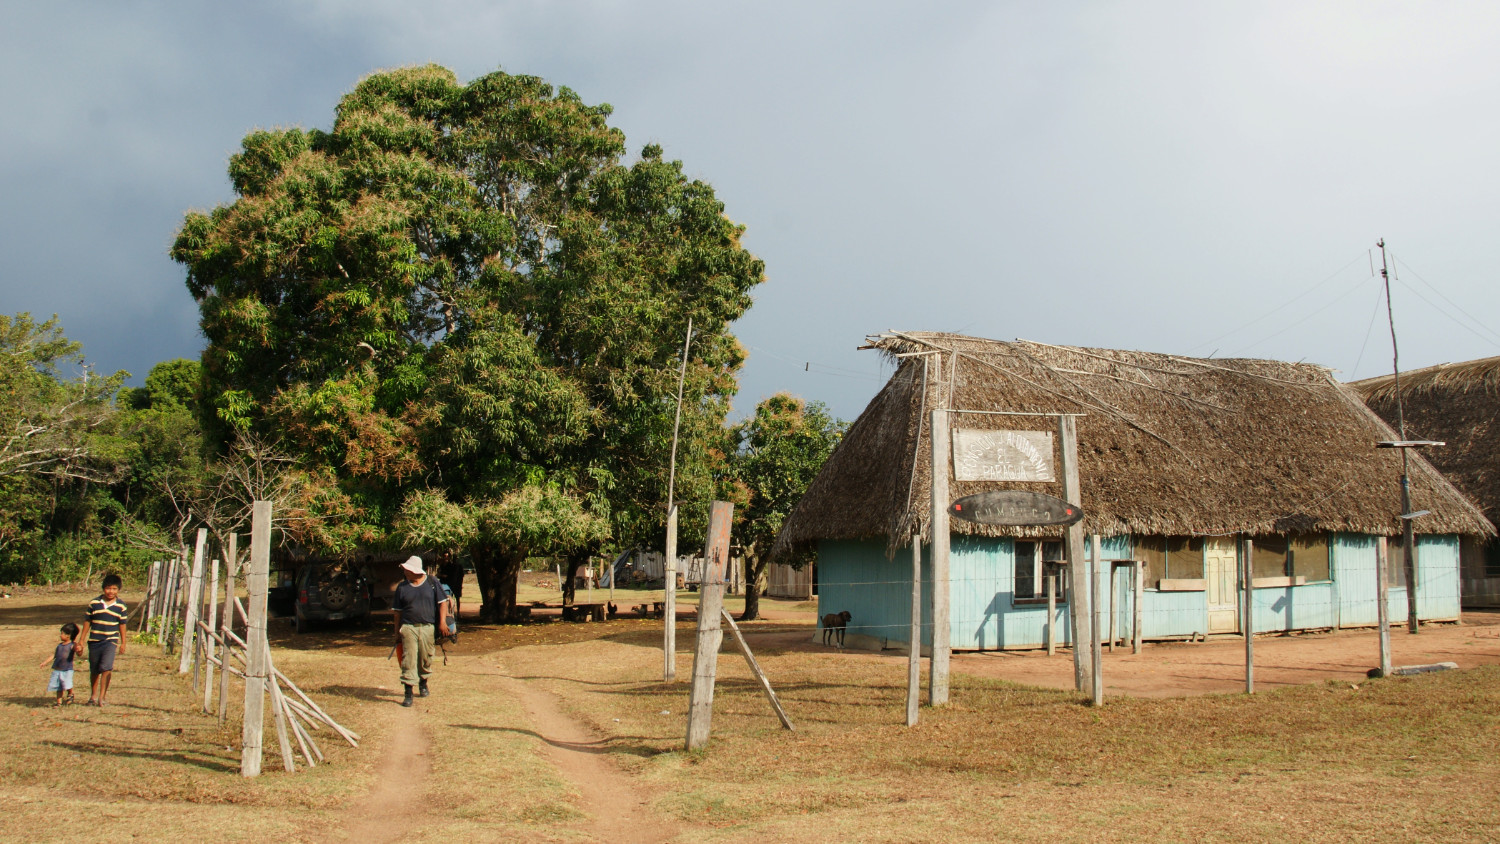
[{"xmin": 4, "ymin": 1, "xmax": 1499, "ymax": 422}]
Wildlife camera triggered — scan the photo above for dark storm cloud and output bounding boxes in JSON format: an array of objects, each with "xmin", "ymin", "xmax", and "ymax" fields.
[{"xmin": 3, "ymin": 2, "xmax": 1499, "ymax": 421}]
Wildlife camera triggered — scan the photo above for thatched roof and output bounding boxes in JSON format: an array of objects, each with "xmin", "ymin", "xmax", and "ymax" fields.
[
  {"xmin": 775, "ymin": 332, "xmax": 1493, "ymax": 558},
  {"xmin": 1351, "ymin": 355, "xmax": 1500, "ymax": 525}
]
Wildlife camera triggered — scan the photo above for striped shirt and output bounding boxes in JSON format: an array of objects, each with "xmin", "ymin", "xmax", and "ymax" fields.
[{"xmin": 85, "ymin": 597, "xmax": 128, "ymax": 644}]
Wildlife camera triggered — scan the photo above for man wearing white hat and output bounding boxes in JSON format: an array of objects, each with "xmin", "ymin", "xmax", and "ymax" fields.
[{"xmin": 392, "ymin": 555, "xmax": 449, "ymax": 707}]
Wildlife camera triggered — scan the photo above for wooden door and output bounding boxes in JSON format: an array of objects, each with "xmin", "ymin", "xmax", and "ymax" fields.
[{"xmin": 1204, "ymin": 538, "xmax": 1240, "ymax": 634}]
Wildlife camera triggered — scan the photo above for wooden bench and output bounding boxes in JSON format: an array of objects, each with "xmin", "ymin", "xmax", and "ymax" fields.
[{"xmin": 561, "ymin": 602, "xmax": 607, "ymax": 622}]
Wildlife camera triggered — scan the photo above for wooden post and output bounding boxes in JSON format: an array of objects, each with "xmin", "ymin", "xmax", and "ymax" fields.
[
  {"xmin": 685, "ymin": 501, "xmax": 733, "ymax": 751},
  {"xmin": 906, "ymin": 531, "xmax": 922, "ymax": 727},
  {"xmin": 929, "ymin": 407, "xmax": 951, "ymax": 706},
  {"xmin": 664, "ymin": 505, "xmax": 679, "ymax": 682},
  {"xmin": 1089, "ymin": 534, "xmax": 1103, "ymax": 707},
  {"xmin": 1059, "ymin": 415, "xmax": 1092, "ymax": 692},
  {"xmin": 241, "ymin": 502, "xmax": 272, "ymax": 778},
  {"xmin": 161, "ymin": 558, "xmax": 177, "ymax": 655},
  {"xmin": 1108, "ymin": 562, "xmax": 1119, "ymax": 653},
  {"xmin": 203, "ymin": 557, "xmax": 220, "ymax": 713},
  {"xmin": 144, "ymin": 562, "xmax": 159, "ymax": 636},
  {"xmin": 1133, "ymin": 560, "xmax": 1144, "ymax": 655},
  {"xmin": 1376, "ymin": 536, "xmax": 1392, "ymax": 677},
  {"xmin": 219, "ymin": 535, "xmax": 237, "ymax": 725},
  {"xmin": 180, "ymin": 528, "xmax": 208, "ymax": 674},
  {"xmin": 720, "ymin": 608, "xmax": 793, "ymax": 730},
  {"xmin": 1242, "ymin": 538, "xmax": 1254, "ymax": 694},
  {"xmin": 1401, "ymin": 478, "xmax": 1420, "ymax": 634},
  {"xmin": 1046, "ymin": 573, "xmax": 1057, "ymax": 656}
]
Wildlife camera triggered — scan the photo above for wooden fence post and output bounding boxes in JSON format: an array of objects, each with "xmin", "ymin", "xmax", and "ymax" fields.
[
  {"xmin": 664, "ymin": 505, "xmax": 678, "ymax": 682},
  {"xmin": 1089, "ymin": 534, "xmax": 1104, "ymax": 707},
  {"xmin": 180, "ymin": 529, "xmax": 208, "ymax": 674},
  {"xmin": 241, "ymin": 502, "xmax": 272, "ymax": 777},
  {"xmin": 1242, "ymin": 538, "xmax": 1254, "ymax": 694},
  {"xmin": 1059, "ymin": 415, "xmax": 1092, "ymax": 692},
  {"xmin": 1376, "ymin": 536, "xmax": 1392, "ymax": 677},
  {"xmin": 219, "ymin": 535, "xmax": 238, "ymax": 725},
  {"xmin": 203, "ymin": 557, "xmax": 219, "ymax": 712},
  {"xmin": 1133, "ymin": 560, "xmax": 1144, "ymax": 655},
  {"xmin": 1046, "ymin": 573, "xmax": 1057, "ymax": 656},
  {"xmin": 906, "ymin": 530, "xmax": 922, "ymax": 727},
  {"xmin": 684, "ymin": 501, "xmax": 733, "ymax": 751},
  {"xmin": 929, "ymin": 407, "xmax": 950, "ymax": 706}
]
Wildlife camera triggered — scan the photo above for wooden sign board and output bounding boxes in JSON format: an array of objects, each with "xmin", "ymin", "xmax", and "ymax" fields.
[
  {"xmin": 952, "ymin": 429, "xmax": 1055, "ymax": 482},
  {"xmin": 949, "ymin": 490, "xmax": 1083, "ymax": 527}
]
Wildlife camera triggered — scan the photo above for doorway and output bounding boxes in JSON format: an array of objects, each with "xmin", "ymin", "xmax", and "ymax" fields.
[{"xmin": 1204, "ymin": 537, "xmax": 1240, "ymax": 634}]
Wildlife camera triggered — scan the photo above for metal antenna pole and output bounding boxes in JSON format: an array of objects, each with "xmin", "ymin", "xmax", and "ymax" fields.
[
  {"xmin": 1380, "ymin": 240, "xmax": 1420, "ymax": 634},
  {"xmin": 663, "ymin": 318, "xmax": 693, "ymax": 681}
]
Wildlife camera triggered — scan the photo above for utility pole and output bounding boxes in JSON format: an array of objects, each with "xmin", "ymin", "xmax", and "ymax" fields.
[
  {"xmin": 1379, "ymin": 239, "xmax": 1421, "ymax": 635},
  {"xmin": 663, "ymin": 318, "xmax": 693, "ymax": 681}
]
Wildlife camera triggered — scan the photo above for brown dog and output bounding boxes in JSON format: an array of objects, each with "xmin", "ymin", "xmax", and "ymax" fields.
[{"xmin": 821, "ymin": 610, "xmax": 852, "ymax": 648}]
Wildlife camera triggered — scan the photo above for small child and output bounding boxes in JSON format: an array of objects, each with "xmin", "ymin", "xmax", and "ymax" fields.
[{"xmin": 40, "ymin": 622, "xmax": 79, "ymax": 706}]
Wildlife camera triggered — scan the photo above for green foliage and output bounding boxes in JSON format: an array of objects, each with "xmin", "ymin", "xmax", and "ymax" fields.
[
  {"xmin": 171, "ymin": 64, "xmax": 765, "ymax": 617},
  {"xmin": 723, "ymin": 394, "xmax": 845, "ymax": 618}
]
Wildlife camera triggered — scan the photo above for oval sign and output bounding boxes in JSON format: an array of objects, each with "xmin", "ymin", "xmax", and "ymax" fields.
[{"xmin": 949, "ymin": 490, "xmax": 1083, "ymax": 527}]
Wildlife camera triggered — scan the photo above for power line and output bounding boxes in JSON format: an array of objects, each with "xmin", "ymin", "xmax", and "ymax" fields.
[
  {"xmin": 1392, "ymin": 255, "xmax": 1500, "ymax": 348},
  {"xmin": 1350, "ymin": 282, "xmax": 1386, "ymax": 378},
  {"xmin": 1229, "ymin": 275, "xmax": 1375, "ymax": 357},
  {"xmin": 1182, "ymin": 252, "xmax": 1369, "ymax": 356}
]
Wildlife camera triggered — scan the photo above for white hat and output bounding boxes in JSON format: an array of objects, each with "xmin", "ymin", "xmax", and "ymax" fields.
[{"xmin": 400, "ymin": 556, "xmax": 424, "ymax": 574}]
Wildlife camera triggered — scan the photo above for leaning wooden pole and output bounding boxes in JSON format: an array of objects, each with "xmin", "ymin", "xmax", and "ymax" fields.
[
  {"xmin": 720, "ymin": 608, "xmax": 793, "ymax": 731},
  {"xmin": 241, "ymin": 502, "xmax": 272, "ymax": 778}
]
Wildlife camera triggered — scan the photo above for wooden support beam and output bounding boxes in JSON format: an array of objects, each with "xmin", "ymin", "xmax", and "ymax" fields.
[
  {"xmin": 929, "ymin": 407, "xmax": 951, "ymax": 706},
  {"xmin": 1109, "ymin": 562, "xmax": 1119, "ymax": 654},
  {"xmin": 906, "ymin": 531, "xmax": 922, "ymax": 727},
  {"xmin": 264, "ymin": 642, "xmax": 297, "ymax": 773},
  {"xmin": 202, "ymin": 557, "xmax": 219, "ymax": 712},
  {"xmin": 720, "ymin": 608, "xmax": 793, "ymax": 731},
  {"xmin": 1133, "ymin": 561, "xmax": 1144, "ymax": 655},
  {"xmin": 1242, "ymin": 538, "xmax": 1254, "ymax": 695},
  {"xmin": 1089, "ymin": 535, "xmax": 1103, "ymax": 707},
  {"xmin": 1059, "ymin": 415, "xmax": 1092, "ymax": 692},
  {"xmin": 1376, "ymin": 536, "xmax": 1393, "ymax": 677},
  {"xmin": 685, "ymin": 501, "xmax": 733, "ymax": 751},
  {"xmin": 1046, "ymin": 573, "xmax": 1057, "ymax": 657},
  {"xmin": 241, "ymin": 501, "xmax": 272, "ymax": 778}
]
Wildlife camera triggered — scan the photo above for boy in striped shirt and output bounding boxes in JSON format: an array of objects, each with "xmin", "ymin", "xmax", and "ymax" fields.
[{"xmin": 77, "ymin": 573, "xmax": 128, "ymax": 706}]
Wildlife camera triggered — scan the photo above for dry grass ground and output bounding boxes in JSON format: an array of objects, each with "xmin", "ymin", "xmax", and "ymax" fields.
[{"xmin": 3, "ymin": 583, "xmax": 1499, "ymax": 842}]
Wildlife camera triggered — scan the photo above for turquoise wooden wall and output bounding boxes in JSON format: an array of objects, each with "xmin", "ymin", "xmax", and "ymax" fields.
[{"xmin": 818, "ymin": 532, "xmax": 1463, "ymax": 651}]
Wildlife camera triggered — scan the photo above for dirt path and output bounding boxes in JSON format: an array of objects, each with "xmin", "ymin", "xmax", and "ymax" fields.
[
  {"xmin": 330, "ymin": 708, "xmax": 429, "ymax": 844},
  {"xmin": 496, "ymin": 658, "xmax": 678, "ymax": 844}
]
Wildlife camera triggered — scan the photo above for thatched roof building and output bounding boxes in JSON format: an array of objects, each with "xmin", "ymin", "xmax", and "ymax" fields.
[
  {"xmin": 777, "ymin": 332, "xmax": 1492, "ymax": 558},
  {"xmin": 1351, "ymin": 356, "xmax": 1500, "ymax": 526}
]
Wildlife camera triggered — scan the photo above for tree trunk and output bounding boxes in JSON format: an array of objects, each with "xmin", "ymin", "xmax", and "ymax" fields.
[
  {"xmin": 561, "ymin": 549, "xmax": 587, "ymax": 607},
  {"xmin": 472, "ymin": 545, "xmax": 523, "ymax": 622},
  {"xmin": 740, "ymin": 555, "xmax": 768, "ymax": 621}
]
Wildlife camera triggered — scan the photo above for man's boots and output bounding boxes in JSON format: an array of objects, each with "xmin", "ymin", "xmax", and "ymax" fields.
[
  {"xmin": 402, "ymin": 685, "xmax": 414, "ymax": 707},
  {"xmin": 419, "ymin": 679, "xmax": 430, "ymax": 697}
]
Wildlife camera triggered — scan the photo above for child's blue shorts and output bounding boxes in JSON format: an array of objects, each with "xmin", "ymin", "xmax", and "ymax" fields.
[{"xmin": 48, "ymin": 669, "xmax": 74, "ymax": 692}]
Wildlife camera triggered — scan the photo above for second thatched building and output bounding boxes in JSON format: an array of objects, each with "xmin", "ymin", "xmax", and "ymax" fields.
[{"xmin": 775, "ymin": 333, "xmax": 1493, "ymax": 651}]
